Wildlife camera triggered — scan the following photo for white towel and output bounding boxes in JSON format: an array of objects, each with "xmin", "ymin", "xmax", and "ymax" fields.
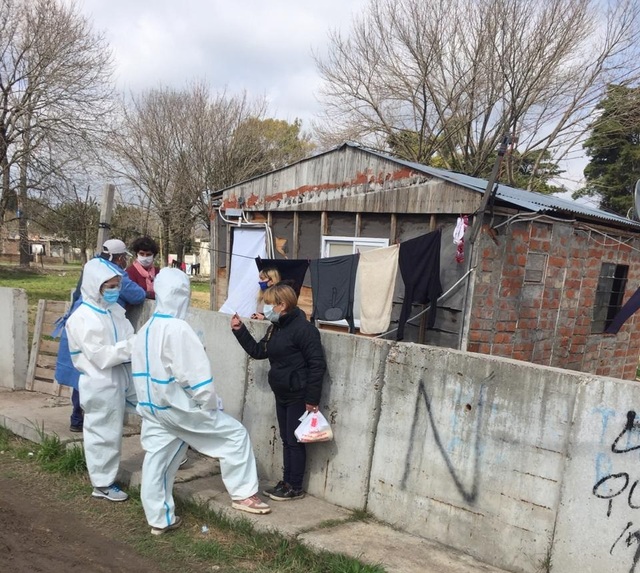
[{"xmin": 357, "ymin": 244, "xmax": 399, "ymax": 334}]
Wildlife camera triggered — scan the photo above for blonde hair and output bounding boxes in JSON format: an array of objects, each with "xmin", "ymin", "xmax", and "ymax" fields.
[
  {"xmin": 257, "ymin": 268, "xmax": 281, "ymax": 302},
  {"xmin": 263, "ymin": 283, "xmax": 297, "ymax": 311}
]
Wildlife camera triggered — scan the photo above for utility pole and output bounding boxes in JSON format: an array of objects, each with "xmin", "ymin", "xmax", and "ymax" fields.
[
  {"xmin": 96, "ymin": 183, "xmax": 115, "ymax": 254},
  {"xmin": 468, "ymin": 134, "xmax": 515, "ymax": 244},
  {"xmin": 209, "ymin": 194, "xmax": 220, "ymax": 311}
]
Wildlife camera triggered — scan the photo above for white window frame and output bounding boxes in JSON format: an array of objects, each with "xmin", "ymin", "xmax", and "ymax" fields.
[
  {"xmin": 318, "ymin": 235, "xmax": 389, "ymax": 329},
  {"xmin": 321, "ymin": 235, "xmax": 389, "ymax": 258}
]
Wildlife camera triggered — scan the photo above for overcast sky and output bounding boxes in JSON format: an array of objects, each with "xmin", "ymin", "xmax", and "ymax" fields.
[
  {"xmin": 68, "ymin": 0, "xmax": 595, "ymax": 197},
  {"xmin": 71, "ymin": 0, "xmax": 367, "ymax": 127}
]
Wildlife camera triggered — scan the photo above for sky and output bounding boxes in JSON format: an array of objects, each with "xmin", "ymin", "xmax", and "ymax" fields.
[{"xmin": 71, "ymin": 0, "xmax": 368, "ymax": 126}]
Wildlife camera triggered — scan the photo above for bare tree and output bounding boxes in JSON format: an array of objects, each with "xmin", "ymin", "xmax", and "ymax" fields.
[
  {"xmin": 111, "ymin": 82, "xmax": 314, "ymax": 263},
  {"xmin": 315, "ymin": 0, "xmax": 640, "ymax": 190},
  {"xmin": 0, "ymin": 0, "xmax": 114, "ymax": 265}
]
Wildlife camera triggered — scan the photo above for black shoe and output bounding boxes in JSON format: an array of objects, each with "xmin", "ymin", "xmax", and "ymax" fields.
[
  {"xmin": 268, "ymin": 484, "xmax": 305, "ymax": 501},
  {"xmin": 69, "ymin": 424, "xmax": 83, "ymax": 433},
  {"xmin": 262, "ymin": 480, "xmax": 286, "ymax": 497}
]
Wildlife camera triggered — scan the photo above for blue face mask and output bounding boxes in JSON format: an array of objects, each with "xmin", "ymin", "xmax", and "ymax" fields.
[
  {"xmin": 102, "ymin": 287, "xmax": 120, "ymax": 305},
  {"xmin": 263, "ymin": 304, "xmax": 280, "ymax": 322},
  {"xmin": 258, "ymin": 280, "xmax": 269, "ymax": 291}
]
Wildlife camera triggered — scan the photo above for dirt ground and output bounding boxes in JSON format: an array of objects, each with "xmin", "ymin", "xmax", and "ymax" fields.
[
  {"xmin": 0, "ymin": 472, "xmax": 159, "ymax": 573},
  {"xmin": 0, "ymin": 454, "xmax": 207, "ymax": 573}
]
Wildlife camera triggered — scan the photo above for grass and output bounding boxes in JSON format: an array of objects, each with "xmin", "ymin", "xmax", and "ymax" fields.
[
  {"xmin": 0, "ymin": 262, "xmax": 212, "ymax": 313},
  {"xmin": 0, "ymin": 426, "xmax": 386, "ymax": 573},
  {"xmin": 0, "ymin": 263, "xmax": 81, "ymax": 307}
]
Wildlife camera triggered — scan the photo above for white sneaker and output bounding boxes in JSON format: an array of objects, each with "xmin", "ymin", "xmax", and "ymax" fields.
[{"xmin": 91, "ymin": 484, "xmax": 128, "ymax": 502}]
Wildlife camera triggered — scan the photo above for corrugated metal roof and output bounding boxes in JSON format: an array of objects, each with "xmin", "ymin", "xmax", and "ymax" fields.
[
  {"xmin": 216, "ymin": 141, "xmax": 640, "ymax": 230},
  {"xmin": 361, "ymin": 144, "xmax": 640, "ymax": 230}
]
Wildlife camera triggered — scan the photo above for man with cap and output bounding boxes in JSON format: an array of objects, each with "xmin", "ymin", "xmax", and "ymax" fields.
[{"xmin": 54, "ymin": 239, "xmax": 146, "ymax": 435}]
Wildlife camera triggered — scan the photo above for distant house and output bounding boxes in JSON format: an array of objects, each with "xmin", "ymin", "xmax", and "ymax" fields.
[
  {"xmin": 0, "ymin": 230, "xmax": 71, "ymax": 263},
  {"xmin": 211, "ymin": 142, "xmax": 640, "ymax": 380}
]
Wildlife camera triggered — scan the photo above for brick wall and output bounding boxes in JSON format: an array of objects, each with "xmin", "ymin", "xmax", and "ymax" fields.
[{"xmin": 467, "ymin": 219, "xmax": 640, "ymax": 380}]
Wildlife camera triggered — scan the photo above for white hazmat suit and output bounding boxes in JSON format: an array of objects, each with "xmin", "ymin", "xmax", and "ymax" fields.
[
  {"xmin": 66, "ymin": 257, "xmax": 135, "ymax": 489},
  {"xmin": 131, "ymin": 268, "xmax": 262, "ymax": 529}
]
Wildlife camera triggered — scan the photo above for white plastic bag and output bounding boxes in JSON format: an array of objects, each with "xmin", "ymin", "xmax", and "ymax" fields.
[{"xmin": 294, "ymin": 410, "xmax": 333, "ymax": 443}]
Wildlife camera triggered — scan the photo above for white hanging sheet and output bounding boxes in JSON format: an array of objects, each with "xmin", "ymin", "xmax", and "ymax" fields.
[{"xmin": 219, "ymin": 227, "xmax": 267, "ymax": 317}]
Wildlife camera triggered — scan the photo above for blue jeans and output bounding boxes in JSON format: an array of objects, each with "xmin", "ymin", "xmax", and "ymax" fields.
[
  {"xmin": 70, "ymin": 388, "xmax": 84, "ymax": 427},
  {"xmin": 275, "ymin": 398, "xmax": 307, "ymax": 490}
]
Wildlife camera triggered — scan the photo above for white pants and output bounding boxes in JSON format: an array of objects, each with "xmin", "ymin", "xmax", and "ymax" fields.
[
  {"xmin": 79, "ymin": 365, "xmax": 132, "ymax": 488},
  {"xmin": 139, "ymin": 409, "xmax": 259, "ymax": 529}
]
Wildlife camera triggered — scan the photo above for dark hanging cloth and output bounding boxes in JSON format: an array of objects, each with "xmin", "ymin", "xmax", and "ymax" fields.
[
  {"xmin": 255, "ymin": 258, "xmax": 310, "ymax": 296},
  {"xmin": 310, "ymin": 254, "xmax": 360, "ymax": 333},
  {"xmin": 605, "ymin": 287, "xmax": 640, "ymax": 334},
  {"xmin": 397, "ymin": 229, "xmax": 443, "ymax": 341}
]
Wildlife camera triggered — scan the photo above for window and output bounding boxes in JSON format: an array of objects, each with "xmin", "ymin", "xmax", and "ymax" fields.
[
  {"xmin": 321, "ymin": 236, "xmax": 389, "ymax": 258},
  {"xmin": 592, "ymin": 263, "xmax": 628, "ymax": 333},
  {"xmin": 524, "ymin": 252, "xmax": 547, "ymax": 283},
  {"xmin": 319, "ymin": 236, "xmax": 389, "ymax": 328}
]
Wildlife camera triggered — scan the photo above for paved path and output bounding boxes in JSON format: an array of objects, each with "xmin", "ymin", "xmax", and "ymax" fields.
[{"xmin": 0, "ymin": 389, "xmax": 510, "ymax": 573}]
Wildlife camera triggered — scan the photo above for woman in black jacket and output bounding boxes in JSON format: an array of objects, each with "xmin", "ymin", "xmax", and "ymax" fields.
[{"xmin": 231, "ymin": 283, "xmax": 326, "ymax": 501}]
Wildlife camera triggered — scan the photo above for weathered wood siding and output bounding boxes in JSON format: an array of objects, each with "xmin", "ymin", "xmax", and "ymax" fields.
[{"xmin": 222, "ymin": 145, "xmax": 480, "ymax": 215}]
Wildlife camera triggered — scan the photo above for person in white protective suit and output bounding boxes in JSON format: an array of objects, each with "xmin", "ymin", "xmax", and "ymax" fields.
[
  {"xmin": 66, "ymin": 257, "xmax": 137, "ymax": 502},
  {"xmin": 131, "ymin": 267, "xmax": 270, "ymax": 536}
]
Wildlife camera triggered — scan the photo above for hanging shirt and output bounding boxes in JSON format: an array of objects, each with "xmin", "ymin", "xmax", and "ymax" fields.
[
  {"xmin": 397, "ymin": 229, "xmax": 443, "ymax": 340},
  {"xmin": 310, "ymin": 254, "xmax": 359, "ymax": 333},
  {"xmin": 255, "ymin": 258, "xmax": 310, "ymax": 295},
  {"xmin": 357, "ymin": 245, "xmax": 399, "ymax": 335}
]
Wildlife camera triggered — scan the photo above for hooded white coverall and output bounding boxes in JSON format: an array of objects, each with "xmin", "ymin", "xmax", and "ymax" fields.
[
  {"xmin": 131, "ymin": 267, "xmax": 260, "ymax": 529},
  {"xmin": 66, "ymin": 258, "xmax": 136, "ymax": 488}
]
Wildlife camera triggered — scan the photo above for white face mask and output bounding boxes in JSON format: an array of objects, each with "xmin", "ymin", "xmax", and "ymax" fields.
[
  {"xmin": 137, "ymin": 254, "xmax": 154, "ymax": 267},
  {"xmin": 263, "ymin": 304, "xmax": 281, "ymax": 322}
]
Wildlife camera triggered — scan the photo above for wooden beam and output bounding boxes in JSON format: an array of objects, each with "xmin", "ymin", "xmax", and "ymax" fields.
[{"xmin": 293, "ymin": 211, "xmax": 300, "ymax": 258}]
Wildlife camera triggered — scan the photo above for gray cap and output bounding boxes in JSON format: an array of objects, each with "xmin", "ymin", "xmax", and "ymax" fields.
[{"xmin": 102, "ymin": 239, "xmax": 131, "ymax": 256}]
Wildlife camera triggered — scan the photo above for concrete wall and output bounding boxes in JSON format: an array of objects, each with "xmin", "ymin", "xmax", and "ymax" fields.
[
  {"xmin": 0, "ymin": 287, "xmax": 28, "ymax": 390},
  {"xmin": 9, "ymin": 293, "xmax": 640, "ymax": 572}
]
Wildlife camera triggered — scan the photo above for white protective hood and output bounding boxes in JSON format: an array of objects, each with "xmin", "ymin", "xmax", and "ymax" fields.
[
  {"xmin": 80, "ymin": 258, "xmax": 121, "ymax": 307},
  {"xmin": 154, "ymin": 268, "xmax": 191, "ymax": 319}
]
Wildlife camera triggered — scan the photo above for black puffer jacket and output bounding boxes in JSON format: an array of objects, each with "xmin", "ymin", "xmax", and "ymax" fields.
[{"xmin": 232, "ymin": 307, "xmax": 326, "ymax": 405}]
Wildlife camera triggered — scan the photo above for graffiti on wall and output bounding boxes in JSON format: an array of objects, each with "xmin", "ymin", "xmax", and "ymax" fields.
[
  {"xmin": 401, "ymin": 372, "xmax": 493, "ymax": 504},
  {"xmin": 593, "ymin": 410, "xmax": 640, "ymax": 572}
]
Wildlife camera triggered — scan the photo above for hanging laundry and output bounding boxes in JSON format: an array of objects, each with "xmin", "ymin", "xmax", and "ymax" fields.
[
  {"xmin": 357, "ymin": 244, "xmax": 400, "ymax": 334},
  {"xmin": 310, "ymin": 254, "xmax": 359, "ymax": 333},
  {"xmin": 605, "ymin": 287, "xmax": 640, "ymax": 334},
  {"xmin": 219, "ymin": 227, "xmax": 267, "ymax": 317},
  {"xmin": 397, "ymin": 229, "xmax": 442, "ymax": 340},
  {"xmin": 255, "ymin": 257, "xmax": 310, "ymax": 296},
  {"xmin": 453, "ymin": 215, "xmax": 469, "ymax": 264}
]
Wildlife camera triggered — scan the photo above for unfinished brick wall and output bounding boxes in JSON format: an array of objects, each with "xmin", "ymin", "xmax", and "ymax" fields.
[{"xmin": 467, "ymin": 219, "xmax": 640, "ymax": 380}]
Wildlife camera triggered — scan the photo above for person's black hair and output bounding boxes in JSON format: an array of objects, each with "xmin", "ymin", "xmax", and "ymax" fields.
[{"xmin": 131, "ymin": 236, "xmax": 159, "ymax": 255}]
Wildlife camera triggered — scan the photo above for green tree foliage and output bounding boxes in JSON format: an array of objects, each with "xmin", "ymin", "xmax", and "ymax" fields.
[
  {"xmin": 575, "ymin": 84, "xmax": 640, "ymax": 216},
  {"xmin": 231, "ymin": 118, "xmax": 315, "ymax": 180}
]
